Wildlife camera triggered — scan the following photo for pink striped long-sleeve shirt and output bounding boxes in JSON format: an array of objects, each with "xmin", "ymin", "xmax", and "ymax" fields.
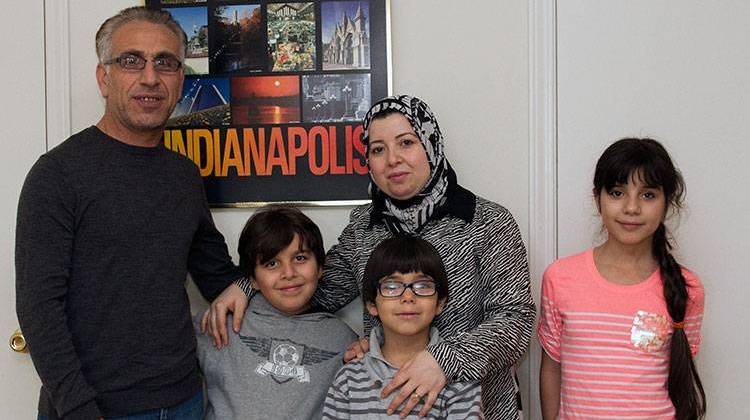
[{"xmin": 538, "ymin": 249, "xmax": 704, "ymax": 419}]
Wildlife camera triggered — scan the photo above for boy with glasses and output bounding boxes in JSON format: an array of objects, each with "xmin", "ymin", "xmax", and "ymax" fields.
[{"xmin": 322, "ymin": 236, "xmax": 483, "ymax": 419}]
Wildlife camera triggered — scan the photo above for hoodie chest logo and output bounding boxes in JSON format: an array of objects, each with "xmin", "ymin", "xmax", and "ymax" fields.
[{"xmin": 239, "ymin": 335, "xmax": 339, "ymax": 384}]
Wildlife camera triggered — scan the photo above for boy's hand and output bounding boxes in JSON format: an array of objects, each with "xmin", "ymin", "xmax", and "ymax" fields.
[
  {"xmin": 200, "ymin": 283, "xmax": 249, "ymax": 349},
  {"xmin": 381, "ymin": 350, "xmax": 447, "ymax": 418},
  {"xmin": 344, "ymin": 337, "xmax": 370, "ymax": 362}
]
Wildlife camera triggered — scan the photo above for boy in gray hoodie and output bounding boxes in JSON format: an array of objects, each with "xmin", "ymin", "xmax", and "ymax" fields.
[{"xmin": 195, "ymin": 208, "xmax": 356, "ymax": 419}]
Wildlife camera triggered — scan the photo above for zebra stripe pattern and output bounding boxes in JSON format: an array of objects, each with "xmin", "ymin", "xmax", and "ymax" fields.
[{"xmin": 312, "ymin": 197, "xmax": 535, "ymax": 419}]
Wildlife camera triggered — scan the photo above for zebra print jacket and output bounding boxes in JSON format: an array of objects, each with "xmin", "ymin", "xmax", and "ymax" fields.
[{"xmin": 311, "ymin": 197, "xmax": 535, "ymax": 420}]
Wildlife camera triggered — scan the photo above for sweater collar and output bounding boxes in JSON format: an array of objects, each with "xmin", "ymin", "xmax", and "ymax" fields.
[
  {"xmin": 365, "ymin": 325, "xmax": 441, "ymax": 381},
  {"xmin": 248, "ymin": 294, "xmax": 333, "ymax": 322}
]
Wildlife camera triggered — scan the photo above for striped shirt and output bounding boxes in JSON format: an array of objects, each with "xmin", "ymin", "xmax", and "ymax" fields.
[
  {"xmin": 322, "ymin": 326, "xmax": 483, "ymax": 419},
  {"xmin": 538, "ymin": 249, "xmax": 704, "ymax": 419},
  {"xmin": 312, "ymin": 198, "xmax": 534, "ymax": 420}
]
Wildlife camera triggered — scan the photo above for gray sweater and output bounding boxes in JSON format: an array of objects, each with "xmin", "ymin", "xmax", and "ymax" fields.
[
  {"xmin": 195, "ymin": 294, "xmax": 357, "ymax": 420},
  {"xmin": 15, "ymin": 127, "xmax": 242, "ymax": 419},
  {"xmin": 323, "ymin": 326, "xmax": 484, "ymax": 419}
]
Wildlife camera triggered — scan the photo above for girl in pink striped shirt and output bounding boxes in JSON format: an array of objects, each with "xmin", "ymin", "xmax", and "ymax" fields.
[{"xmin": 538, "ymin": 138, "xmax": 706, "ymax": 420}]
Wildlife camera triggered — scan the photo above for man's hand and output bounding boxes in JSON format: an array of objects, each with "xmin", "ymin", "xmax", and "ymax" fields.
[
  {"xmin": 200, "ymin": 283, "xmax": 248, "ymax": 349},
  {"xmin": 381, "ymin": 350, "xmax": 447, "ymax": 418}
]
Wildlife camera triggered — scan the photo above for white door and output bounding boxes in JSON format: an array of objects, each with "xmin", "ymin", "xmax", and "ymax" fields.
[{"xmin": 1, "ymin": 0, "xmax": 47, "ymax": 416}]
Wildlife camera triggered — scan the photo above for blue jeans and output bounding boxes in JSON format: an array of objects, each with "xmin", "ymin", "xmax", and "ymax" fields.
[{"xmin": 37, "ymin": 390, "xmax": 203, "ymax": 420}]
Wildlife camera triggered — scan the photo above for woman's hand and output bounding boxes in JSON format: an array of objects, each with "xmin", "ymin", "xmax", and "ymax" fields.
[
  {"xmin": 381, "ymin": 350, "xmax": 447, "ymax": 418},
  {"xmin": 344, "ymin": 336, "xmax": 370, "ymax": 362},
  {"xmin": 200, "ymin": 283, "xmax": 249, "ymax": 349}
]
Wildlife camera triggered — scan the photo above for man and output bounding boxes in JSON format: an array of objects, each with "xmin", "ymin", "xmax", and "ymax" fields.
[{"xmin": 15, "ymin": 7, "xmax": 246, "ymax": 419}]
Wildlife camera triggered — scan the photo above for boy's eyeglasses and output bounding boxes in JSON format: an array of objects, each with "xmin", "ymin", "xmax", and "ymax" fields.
[
  {"xmin": 378, "ymin": 280, "xmax": 437, "ymax": 298},
  {"xmin": 103, "ymin": 53, "xmax": 183, "ymax": 73}
]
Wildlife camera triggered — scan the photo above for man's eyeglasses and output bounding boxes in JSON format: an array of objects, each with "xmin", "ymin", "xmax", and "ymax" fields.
[
  {"xmin": 104, "ymin": 53, "xmax": 182, "ymax": 73},
  {"xmin": 378, "ymin": 279, "xmax": 437, "ymax": 298}
]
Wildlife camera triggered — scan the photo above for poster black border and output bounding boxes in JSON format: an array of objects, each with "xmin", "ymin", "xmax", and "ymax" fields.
[{"xmin": 144, "ymin": 0, "xmax": 391, "ymax": 207}]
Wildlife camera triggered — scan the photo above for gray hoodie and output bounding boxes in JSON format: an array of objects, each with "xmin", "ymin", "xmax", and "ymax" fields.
[{"xmin": 195, "ymin": 294, "xmax": 357, "ymax": 420}]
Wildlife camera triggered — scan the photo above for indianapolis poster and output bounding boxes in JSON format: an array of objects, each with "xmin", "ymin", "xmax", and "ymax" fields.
[{"xmin": 146, "ymin": 0, "xmax": 390, "ymax": 205}]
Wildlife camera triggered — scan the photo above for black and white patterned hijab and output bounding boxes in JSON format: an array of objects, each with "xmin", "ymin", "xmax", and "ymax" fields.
[{"xmin": 362, "ymin": 95, "xmax": 450, "ymax": 234}]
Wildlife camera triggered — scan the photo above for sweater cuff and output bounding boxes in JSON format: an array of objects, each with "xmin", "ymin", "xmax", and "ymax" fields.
[
  {"xmin": 427, "ymin": 341, "xmax": 462, "ymax": 382},
  {"xmin": 59, "ymin": 399, "xmax": 101, "ymax": 420},
  {"xmin": 233, "ymin": 276, "xmax": 252, "ymax": 297}
]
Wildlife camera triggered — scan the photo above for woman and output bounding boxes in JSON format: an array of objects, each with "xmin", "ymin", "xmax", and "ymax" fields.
[{"xmin": 312, "ymin": 95, "xmax": 534, "ymax": 419}]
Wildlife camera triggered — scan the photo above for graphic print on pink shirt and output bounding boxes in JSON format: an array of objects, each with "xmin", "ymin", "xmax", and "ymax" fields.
[{"xmin": 631, "ymin": 310, "xmax": 669, "ymax": 353}]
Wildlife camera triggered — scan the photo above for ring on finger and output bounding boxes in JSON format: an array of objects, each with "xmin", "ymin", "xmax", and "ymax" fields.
[{"xmin": 411, "ymin": 390, "xmax": 422, "ymax": 400}]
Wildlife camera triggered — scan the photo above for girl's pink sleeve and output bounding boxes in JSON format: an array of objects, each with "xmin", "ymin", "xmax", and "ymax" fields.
[
  {"xmin": 682, "ymin": 268, "xmax": 705, "ymax": 357},
  {"xmin": 537, "ymin": 265, "xmax": 563, "ymax": 362}
]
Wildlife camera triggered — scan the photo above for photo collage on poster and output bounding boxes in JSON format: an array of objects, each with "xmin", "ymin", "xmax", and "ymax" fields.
[
  {"xmin": 151, "ymin": 0, "xmax": 376, "ymax": 128},
  {"xmin": 146, "ymin": 0, "xmax": 388, "ymax": 204}
]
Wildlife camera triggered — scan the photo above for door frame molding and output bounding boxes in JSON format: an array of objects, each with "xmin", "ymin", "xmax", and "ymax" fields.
[
  {"xmin": 528, "ymin": 0, "xmax": 557, "ymax": 418},
  {"xmin": 44, "ymin": 0, "xmax": 72, "ymax": 148}
]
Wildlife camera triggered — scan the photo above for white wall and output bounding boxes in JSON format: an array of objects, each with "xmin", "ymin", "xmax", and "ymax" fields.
[
  {"xmin": 61, "ymin": 0, "xmax": 533, "ymax": 410},
  {"xmin": 36, "ymin": 1, "xmax": 750, "ymax": 418},
  {"xmin": 65, "ymin": 0, "xmax": 531, "ymax": 229},
  {"xmin": 556, "ymin": 1, "xmax": 750, "ymax": 418}
]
